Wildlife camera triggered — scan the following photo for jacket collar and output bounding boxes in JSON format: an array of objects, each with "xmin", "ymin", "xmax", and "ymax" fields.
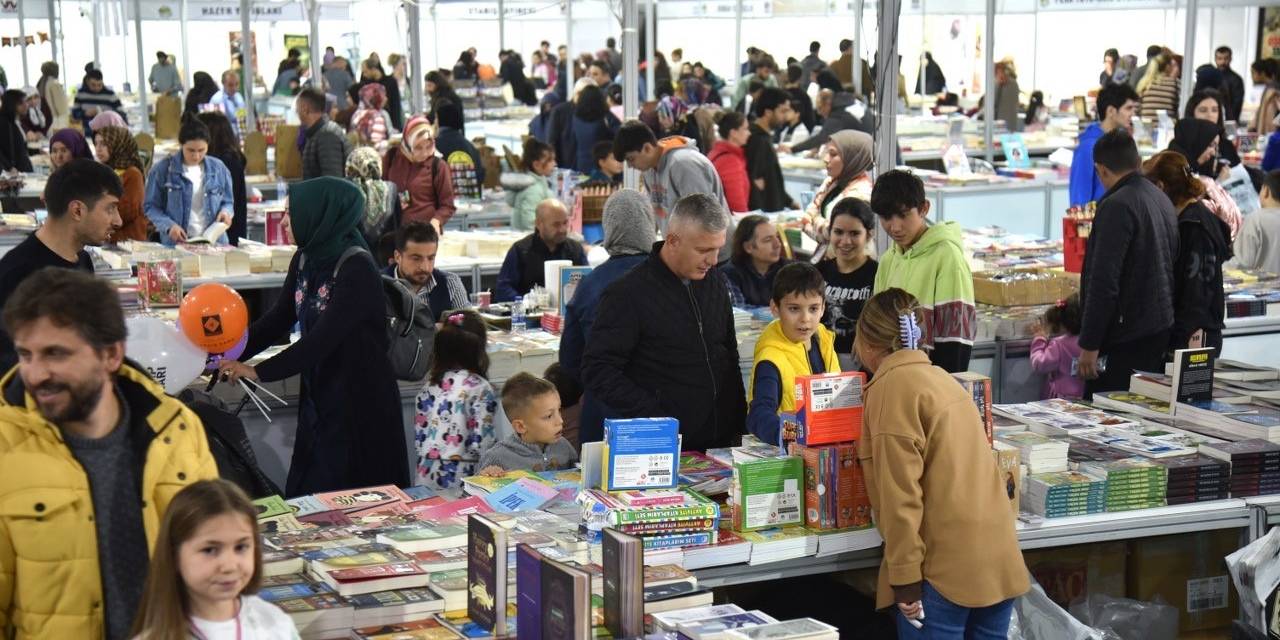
[
  {"xmin": 0, "ymin": 361, "xmax": 182, "ymax": 443},
  {"xmin": 864, "ymin": 349, "xmax": 931, "ymax": 392},
  {"xmin": 648, "ymin": 241, "xmax": 687, "ymax": 285},
  {"xmin": 1100, "ymin": 170, "xmax": 1142, "ymax": 202},
  {"xmin": 305, "ymin": 116, "xmax": 332, "ymax": 137}
]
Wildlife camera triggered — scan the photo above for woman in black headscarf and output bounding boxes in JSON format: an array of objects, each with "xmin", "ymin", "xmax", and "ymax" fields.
[
  {"xmin": 1168, "ymin": 117, "xmax": 1243, "ymax": 240},
  {"xmin": 500, "ymin": 51, "xmax": 538, "ymax": 106},
  {"xmin": 219, "ymin": 177, "xmax": 409, "ymax": 496},
  {"xmin": 184, "ymin": 71, "xmax": 219, "ymax": 121},
  {"xmin": 1184, "ymin": 89, "xmax": 1241, "ymax": 168}
]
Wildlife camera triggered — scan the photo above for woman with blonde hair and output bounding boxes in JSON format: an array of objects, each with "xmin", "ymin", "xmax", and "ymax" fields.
[
  {"xmin": 854, "ymin": 287, "xmax": 1028, "ymax": 638},
  {"xmin": 1142, "ymin": 150, "xmax": 1231, "ymax": 353},
  {"xmin": 1139, "ymin": 51, "xmax": 1182, "ymax": 123}
]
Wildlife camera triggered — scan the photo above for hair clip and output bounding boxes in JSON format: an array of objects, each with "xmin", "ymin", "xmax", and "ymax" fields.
[
  {"xmin": 1055, "ymin": 298, "xmax": 1067, "ymax": 309},
  {"xmin": 448, "ymin": 313, "xmax": 465, "ymax": 326},
  {"xmin": 899, "ymin": 313, "xmax": 922, "ymax": 350}
]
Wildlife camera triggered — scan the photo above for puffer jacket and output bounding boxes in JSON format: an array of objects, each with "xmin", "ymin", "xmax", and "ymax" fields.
[
  {"xmin": 0, "ymin": 364, "xmax": 218, "ymax": 639},
  {"xmin": 502, "ymin": 172, "xmax": 554, "ymax": 231}
]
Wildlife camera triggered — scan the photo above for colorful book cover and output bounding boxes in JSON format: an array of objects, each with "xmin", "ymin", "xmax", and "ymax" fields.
[
  {"xmin": 252, "ymin": 495, "xmax": 292, "ymax": 520},
  {"xmin": 462, "ymin": 470, "xmax": 540, "ymax": 494},
  {"xmin": 1000, "ymin": 133, "xmax": 1030, "ymax": 168},
  {"xmin": 615, "ymin": 489, "xmax": 686, "ymax": 507},
  {"xmin": 137, "ymin": 258, "xmax": 182, "ymax": 309},
  {"xmin": 346, "ymin": 587, "xmax": 442, "ymax": 610},
  {"xmin": 403, "ymin": 486, "xmax": 439, "ymax": 502},
  {"xmin": 413, "ymin": 495, "xmax": 495, "ymax": 521},
  {"xmin": 272, "ymin": 593, "xmax": 350, "ymax": 614},
  {"xmin": 793, "ymin": 372, "xmax": 864, "ymax": 446},
  {"xmin": 953, "ymin": 372, "xmax": 994, "ymax": 445},
  {"xmin": 602, "ymin": 417, "xmax": 680, "ymax": 491},
  {"xmin": 641, "ymin": 531, "xmax": 717, "ymax": 550},
  {"xmin": 298, "ymin": 509, "xmax": 354, "ymax": 527},
  {"xmin": 516, "ymin": 544, "xmax": 544, "ymax": 640},
  {"xmin": 301, "ymin": 543, "xmax": 395, "ymax": 561},
  {"xmin": 486, "ymin": 477, "xmax": 561, "ymax": 513},
  {"xmin": 732, "ymin": 456, "xmax": 803, "ymax": 531},
  {"xmin": 284, "ymin": 495, "xmax": 329, "ymax": 517},
  {"xmin": 467, "ymin": 515, "xmax": 508, "ymax": 635},
  {"xmin": 413, "ymin": 546, "xmax": 470, "ymax": 572},
  {"xmin": 315, "ymin": 485, "xmax": 411, "ymax": 513},
  {"xmin": 352, "ymin": 617, "xmax": 458, "ymax": 640},
  {"xmin": 581, "ymin": 489, "xmax": 720, "ymax": 526},
  {"xmin": 258, "ymin": 580, "xmax": 335, "ymax": 603}
]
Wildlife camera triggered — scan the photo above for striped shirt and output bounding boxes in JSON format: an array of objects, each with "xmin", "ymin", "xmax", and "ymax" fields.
[
  {"xmin": 72, "ymin": 86, "xmax": 124, "ymax": 119},
  {"xmin": 1140, "ymin": 77, "xmax": 1181, "ymax": 124}
]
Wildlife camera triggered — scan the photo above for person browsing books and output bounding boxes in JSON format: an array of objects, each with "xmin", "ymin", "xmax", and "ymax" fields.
[
  {"xmin": 581, "ymin": 194, "xmax": 747, "ymax": 451},
  {"xmin": 854, "ymin": 288, "xmax": 1028, "ymax": 639},
  {"xmin": 1069, "ymin": 83, "xmax": 1139, "ymax": 207},
  {"xmin": 478, "ymin": 372, "xmax": 579, "ymax": 474},
  {"xmin": 144, "ymin": 119, "xmax": 235, "ymax": 247},
  {"xmin": 1030, "ymin": 294, "xmax": 1085, "ymax": 400},
  {"xmin": 1143, "ymin": 150, "xmax": 1231, "ymax": 353},
  {"xmin": 0, "ymin": 268, "xmax": 217, "ymax": 640},
  {"xmin": 870, "ymin": 170, "xmax": 975, "ymax": 373},
  {"xmin": 0, "ymin": 160, "xmax": 120, "ymax": 370},
  {"xmin": 218, "ymin": 177, "xmax": 409, "ymax": 497},
  {"xmin": 415, "ymin": 310, "xmax": 498, "ymax": 490},
  {"xmin": 746, "ymin": 263, "xmax": 839, "ymax": 445},
  {"xmin": 1077, "ymin": 129, "xmax": 1179, "ymax": 396},
  {"xmin": 130, "ymin": 480, "xmax": 300, "ymax": 640},
  {"xmin": 719, "ymin": 214, "xmax": 789, "ymax": 307},
  {"xmin": 818, "ymin": 198, "xmax": 878, "ymax": 369},
  {"xmin": 494, "ymin": 199, "xmax": 588, "ymax": 303}
]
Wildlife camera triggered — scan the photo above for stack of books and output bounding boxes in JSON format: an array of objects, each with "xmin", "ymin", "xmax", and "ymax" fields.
[
  {"xmin": 788, "ymin": 442, "xmax": 873, "ymax": 532},
  {"xmin": 1158, "ymin": 455, "xmax": 1232, "ymax": 504},
  {"xmin": 1076, "ymin": 457, "xmax": 1167, "ymax": 512},
  {"xmin": 1021, "ymin": 470, "xmax": 1107, "ymax": 518},
  {"xmin": 730, "ymin": 452, "xmax": 804, "ymax": 532},
  {"xmin": 1200, "ymin": 439, "xmax": 1280, "ymax": 497},
  {"xmin": 997, "ymin": 432, "xmax": 1070, "ymax": 473},
  {"xmin": 723, "ymin": 618, "xmax": 840, "ymax": 640},
  {"xmin": 737, "ymin": 527, "xmax": 817, "ymax": 565},
  {"xmin": 578, "ymin": 488, "xmax": 721, "ymax": 553},
  {"xmin": 680, "ymin": 528, "xmax": 753, "ymax": 570}
]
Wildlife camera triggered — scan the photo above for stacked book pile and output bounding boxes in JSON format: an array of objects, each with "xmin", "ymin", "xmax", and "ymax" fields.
[
  {"xmin": 995, "ymin": 399, "xmax": 1138, "ymax": 438},
  {"xmin": 578, "ymin": 488, "xmax": 721, "ymax": 553},
  {"xmin": 1158, "ymin": 455, "xmax": 1232, "ymax": 504},
  {"xmin": 738, "ymin": 527, "xmax": 817, "ymax": 565},
  {"xmin": 1201, "ymin": 439, "xmax": 1280, "ymax": 497},
  {"xmin": 681, "ymin": 528, "xmax": 753, "ymax": 570},
  {"xmin": 1075, "ymin": 457, "xmax": 1167, "ymax": 512},
  {"xmin": 1021, "ymin": 470, "xmax": 1107, "ymax": 518},
  {"xmin": 997, "ymin": 432, "xmax": 1070, "ymax": 473}
]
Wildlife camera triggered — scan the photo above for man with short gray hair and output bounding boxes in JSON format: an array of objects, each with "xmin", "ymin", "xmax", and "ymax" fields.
[{"xmin": 582, "ymin": 193, "xmax": 746, "ymax": 451}]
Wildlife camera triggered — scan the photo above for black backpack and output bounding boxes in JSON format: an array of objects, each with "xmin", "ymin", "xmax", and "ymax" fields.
[{"xmin": 303, "ymin": 247, "xmax": 437, "ymax": 381}]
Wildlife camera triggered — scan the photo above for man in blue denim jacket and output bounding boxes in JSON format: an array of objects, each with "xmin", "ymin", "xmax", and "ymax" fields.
[{"xmin": 144, "ymin": 119, "xmax": 234, "ymax": 246}]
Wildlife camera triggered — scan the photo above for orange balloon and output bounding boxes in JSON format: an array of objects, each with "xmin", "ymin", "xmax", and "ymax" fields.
[{"xmin": 178, "ymin": 283, "xmax": 248, "ymax": 354}]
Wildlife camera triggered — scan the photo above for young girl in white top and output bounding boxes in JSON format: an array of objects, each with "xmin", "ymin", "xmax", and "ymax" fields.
[{"xmin": 131, "ymin": 480, "xmax": 300, "ymax": 640}]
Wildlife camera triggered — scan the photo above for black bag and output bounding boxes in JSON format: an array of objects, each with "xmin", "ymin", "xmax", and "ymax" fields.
[
  {"xmin": 330, "ymin": 246, "xmax": 437, "ymax": 381},
  {"xmin": 179, "ymin": 389, "xmax": 283, "ymax": 499}
]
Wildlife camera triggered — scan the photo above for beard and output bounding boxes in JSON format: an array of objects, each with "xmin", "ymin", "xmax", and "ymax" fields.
[{"xmin": 32, "ymin": 377, "xmax": 106, "ymax": 426}]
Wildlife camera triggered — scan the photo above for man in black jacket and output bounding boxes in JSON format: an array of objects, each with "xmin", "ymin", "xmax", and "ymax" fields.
[
  {"xmin": 1216, "ymin": 46, "xmax": 1246, "ymax": 123},
  {"xmin": 1078, "ymin": 129, "xmax": 1178, "ymax": 397},
  {"xmin": 786, "ymin": 91, "xmax": 874, "ymax": 154},
  {"xmin": 582, "ymin": 194, "xmax": 747, "ymax": 451}
]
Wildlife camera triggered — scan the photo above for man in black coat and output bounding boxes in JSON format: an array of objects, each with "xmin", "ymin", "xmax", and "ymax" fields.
[
  {"xmin": 582, "ymin": 193, "xmax": 747, "ymax": 451},
  {"xmin": 786, "ymin": 91, "xmax": 874, "ymax": 154},
  {"xmin": 1216, "ymin": 46, "xmax": 1246, "ymax": 123},
  {"xmin": 1077, "ymin": 129, "xmax": 1179, "ymax": 397}
]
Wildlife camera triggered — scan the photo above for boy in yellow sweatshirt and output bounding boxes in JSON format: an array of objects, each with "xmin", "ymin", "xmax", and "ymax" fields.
[{"xmin": 746, "ymin": 262, "xmax": 840, "ymax": 445}]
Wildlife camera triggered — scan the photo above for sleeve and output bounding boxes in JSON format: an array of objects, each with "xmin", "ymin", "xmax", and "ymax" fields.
[
  {"xmin": 467, "ymin": 382, "xmax": 499, "ymax": 463},
  {"xmin": 1264, "ymin": 133, "xmax": 1280, "ymax": 172},
  {"xmin": 1068, "ymin": 142, "xmax": 1097, "ymax": 207},
  {"xmin": 745, "ymin": 136, "xmax": 771, "ymax": 181},
  {"xmin": 494, "ymin": 247, "xmax": 523, "ymax": 303},
  {"xmin": 14, "ymin": 132, "xmax": 30, "ymax": 173},
  {"xmin": 119, "ymin": 169, "xmax": 146, "ymax": 232},
  {"xmin": 791, "ymin": 123, "xmax": 832, "ymax": 154},
  {"xmin": 581, "ymin": 285, "xmax": 664, "ymax": 417},
  {"xmin": 1234, "ymin": 216, "xmax": 1263, "ymax": 270},
  {"xmin": 1077, "ymin": 204, "xmax": 1136, "ymax": 351},
  {"xmin": 925, "ymin": 249, "xmax": 975, "ymax": 373},
  {"xmin": 240, "ymin": 257, "xmax": 301, "ymax": 363},
  {"xmin": 721, "ymin": 269, "xmax": 745, "ymax": 308},
  {"xmin": 870, "ymin": 431, "xmax": 928, "ymax": 599},
  {"xmin": 1028, "ymin": 335, "xmax": 1063, "ymax": 375},
  {"xmin": 446, "ymin": 272, "xmax": 471, "ymax": 310},
  {"xmin": 472, "ymin": 147, "xmax": 487, "ymax": 185},
  {"xmin": 143, "ymin": 161, "xmax": 176, "ymax": 235},
  {"xmin": 254, "ymin": 258, "xmax": 385, "ymax": 382},
  {"xmin": 432, "ymin": 160, "xmax": 457, "ymax": 224},
  {"xmin": 187, "ymin": 407, "xmax": 222, "ymax": 482},
  {"xmin": 745, "ymin": 361, "xmax": 783, "ymax": 444},
  {"xmin": 0, "ymin": 515, "xmax": 11, "ymax": 631},
  {"xmin": 559, "ymin": 296, "xmax": 586, "ymax": 383},
  {"xmin": 669, "ymin": 157, "xmax": 723, "ymax": 205},
  {"xmin": 719, "ymin": 287, "xmax": 748, "ymax": 428},
  {"xmin": 572, "ymin": 243, "xmax": 589, "ymax": 266},
  {"xmin": 512, "ymin": 185, "xmax": 540, "ymax": 230}
]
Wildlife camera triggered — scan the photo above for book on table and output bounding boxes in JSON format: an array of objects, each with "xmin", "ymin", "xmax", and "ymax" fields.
[
  {"xmin": 540, "ymin": 557, "xmax": 593, "ymax": 640},
  {"xmin": 313, "ymin": 562, "xmax": 430, "ymax": 598},
  {"xmin": 601, "ymin": 527, "xmax": 644, "ymax": 639},
  {"xmin": 467, "ymin": 514, "xmax": 509, "ymax": 636}
]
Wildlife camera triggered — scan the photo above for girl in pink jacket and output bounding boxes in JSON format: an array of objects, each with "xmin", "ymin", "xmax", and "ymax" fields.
[{"xmin": 1030, "ymin": 294, "xmax": 1085, "ymax": 399}]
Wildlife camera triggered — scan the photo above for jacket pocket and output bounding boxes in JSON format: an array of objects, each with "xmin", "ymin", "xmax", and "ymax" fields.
[{"xmin": 0, "ymin": 488, "xmax": 83, "ymax": 562}]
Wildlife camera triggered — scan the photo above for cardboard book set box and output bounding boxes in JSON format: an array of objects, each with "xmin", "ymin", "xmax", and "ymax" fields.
[
  {"xmin": 1126, "ymin": 530, "xmax": 1239, "ymax": 632},
  {"xmin": 1022, "ymin": 541, "xmax": 1127, "ymax": 609},
  {"xmin": 972, "ymin": 268, "xmax": 1079, "ymax": 307}
]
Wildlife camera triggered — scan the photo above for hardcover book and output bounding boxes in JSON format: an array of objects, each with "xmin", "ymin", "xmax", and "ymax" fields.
[
  {"xmin": 516, "ymin": 543, "xmax": 544, "ymax": 640},
  {"xmin": 467, "ymin": 514, "xmax": 508, "ymax": 636},
  {"xmin": 602, "ymin": 528, "xmax": 644, "ymax": 639},
  {"xmin": 540, "ymin": 558, "xmax": 593, "ymax": 640}
]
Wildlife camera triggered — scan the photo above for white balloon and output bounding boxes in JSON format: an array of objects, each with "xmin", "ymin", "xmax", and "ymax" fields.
[{"xmin": 125, "ymin": 316, "xmax": 208, "ymax": 395}]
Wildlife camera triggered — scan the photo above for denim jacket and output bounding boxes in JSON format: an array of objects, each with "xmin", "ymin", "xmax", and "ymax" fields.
[{"xmin": 144, "ymin": 154, "xmax": 234, "ymax": 246}]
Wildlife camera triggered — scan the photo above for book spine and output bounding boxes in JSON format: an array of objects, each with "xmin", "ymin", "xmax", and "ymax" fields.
[
  {"xmin": 640, "ymin": 531, "xmax": 715, "ymax": 550},
  {"xmin": 609, "ymin": 504, "xmax": 720, "ymax": 526},
  {"xmin": 617, "ymin": 518, "xmax": 717, "ymax": 535}
]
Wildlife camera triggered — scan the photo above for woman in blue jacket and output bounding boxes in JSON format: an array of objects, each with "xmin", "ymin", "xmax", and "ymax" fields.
[{"xmin": 144, "ymin": 118, "xmax": 235, "ymax": 245}]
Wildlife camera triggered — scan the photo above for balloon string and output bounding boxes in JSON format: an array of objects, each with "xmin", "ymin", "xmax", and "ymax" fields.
[
  {"xmin": 242, "ymin": 378, "xmax": 287, "ymax": 406},
  {"xmin": 238, "ymin": 379, "xmax": 272, "ymax": 423}
]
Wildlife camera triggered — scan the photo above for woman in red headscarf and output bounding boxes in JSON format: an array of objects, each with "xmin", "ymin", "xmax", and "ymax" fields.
[{"xmin": 382, "ymin": 115, "xmax": 456, "ymax": 230}]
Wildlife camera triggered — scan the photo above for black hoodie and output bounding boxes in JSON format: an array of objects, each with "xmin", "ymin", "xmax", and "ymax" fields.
[{"xmin": 791, "ymin": 92, "xmax": 875, "ymax": 153}]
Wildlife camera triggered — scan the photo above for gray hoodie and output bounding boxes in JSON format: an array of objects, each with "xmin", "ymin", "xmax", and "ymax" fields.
[
  {"xmin": 478, "ymin": 433, "xmax": 579, "ymax": 472},
  {"xmin": 643, "ymin": 136, "xmax": 728, "ymax": 221}
]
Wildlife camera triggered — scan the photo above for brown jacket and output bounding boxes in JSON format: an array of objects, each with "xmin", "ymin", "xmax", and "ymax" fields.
[
  {"xmin": 113, "ymin": 166, "xmax": 149, "ymax": 242},
  {"xmin": 383, "ymin": 151, "xmax": 457, "ymax": 227},
  {"xmin": 859, "ymin": 349, "xmax": 1028, "ymax": 610}
]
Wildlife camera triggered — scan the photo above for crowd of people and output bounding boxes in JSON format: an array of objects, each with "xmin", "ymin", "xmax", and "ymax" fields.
[{"xmin": 6, "ymin": 28, "xmax": 1280, "ymax": 640}]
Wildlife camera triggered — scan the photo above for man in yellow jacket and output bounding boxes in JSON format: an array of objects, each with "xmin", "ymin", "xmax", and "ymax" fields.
[{"xmin": 0, "ymin": 268, "xmax": 217, "ymax": 640}]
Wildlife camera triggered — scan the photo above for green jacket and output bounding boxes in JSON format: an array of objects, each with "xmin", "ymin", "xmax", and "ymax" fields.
[{"xmin": 873, "ymin": 221, "xmax": 976, "ymax": 373}]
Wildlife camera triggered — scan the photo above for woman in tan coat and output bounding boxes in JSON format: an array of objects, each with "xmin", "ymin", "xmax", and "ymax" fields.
[{"xmin": 854, "ymin": 288, "xmax": 1028, "ymax": 638}]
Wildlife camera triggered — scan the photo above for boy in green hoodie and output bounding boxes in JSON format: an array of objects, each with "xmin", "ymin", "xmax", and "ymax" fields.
[{"xmin": 870, "ymin": 170, "xmax": 975, "ymax": 373}]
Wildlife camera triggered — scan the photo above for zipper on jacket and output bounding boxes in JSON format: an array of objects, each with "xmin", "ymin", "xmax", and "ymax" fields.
[{"xmin": 686, "ymin": 282, "xmax": 719, "ymax": 442}]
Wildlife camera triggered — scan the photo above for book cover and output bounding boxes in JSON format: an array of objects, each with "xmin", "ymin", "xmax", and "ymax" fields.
[
  {"xmin": 615, "ymin": 489, "xmax": 687, "ymax": 507},
  {"xmin": 136, "ymin": 258, "xmax": 182, "ymax": 309},
  {"xmin": 327, "ymin": 562, "xmax": 426, "ymax": 584},
  {"xmin": 581, "ymin": 488, "xmax": 721, "ymax": 526},
  {"xmin": 953, "ymin": 372, "xmax": 995, "ymax": 445},
  {"xmin": 461, "ymin": 470, "xmax": 540, "ymax": 495},
  {"xmin": 315, "ymin": 485, "xmax": 411, "ymax": 513},
  {"xmin": 723, "ymin": 618, "xmax": 839, "ymax": 639},
  {"xmin": 540, "ymin": 558, "xmax": 592, "ymax": 640},
  {"xmin": 258, "ymin": 579, "xmax": 335, "ymax": 603},
  {"xmin": 375, "ymin": 523, "xmax": 468, "ymax": 553},
  {"xmin": 412, "ymin": 546, "xmax": 470, "ymax": 573},
  {"xmin": 467, "ymin": 514, "xmax": 508, "ymax": 635},
  {"xmin": 403, "ymin": 486, "xmax": 439, "ymax": 502},
  {"xmin": 558, "ymin": 266, "xmax": 592, "ymax": 317},
  {"xmin": 284, "ymin": 495, "xmax": 329, "ymax": 518},
  {"xmin": 352, "ymin": 618, "xmax": 458, "ymax": 640},
  {"xmin": 603, "ymin": 418, "xmax": 681, "ymax": 491},
  {"xmin": 1000, "ymin": 133, "xmax": 1030, "ymax": 168},
  {"xmin": 678, "ymin": 610, "xmax": 778, "ymax": 639},
  {"xmin": 602, "ymin": 528, "xmax": 644, "ymax": 639},
  {"xmin": 485, "ymin": 477, "xmax": 560, "ymax": 513},
  {"xmin": 652, "ymin": 604, "xmax": 747, "ymax": 630},
  {"xmin": 412, "ymin": 495, "xmax": 495, "ymax": 521},
  {"xmin": 732, "ymin": 456, "xmax": 803, "ymax": 531},
  {"xmin": 516, "ymin": 543, "xmax": 544, "ymax": 640},
  {"xmin": 252, "ymin": 495, "xmax": 291, "ymax": 520},
  {"xmin": 346, "ymin": 587, "xmax": 442, "ymax": 611},
  {"xmin": 641, "ymin": 531, "xmax": 717, "ymax": 550},
  {"xmin": 1173, "ymin": 348, "xmax": 1216, "ymax": 405},
  {"xmin": 793, "ymin": 372, "xmax": 865, "ymax": 446}
]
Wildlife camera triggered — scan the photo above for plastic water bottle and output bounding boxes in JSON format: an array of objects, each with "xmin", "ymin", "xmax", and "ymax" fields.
[
  {"xmin": 510, "ymin": 301, "xmax": 525, "ymax": 334},
  {"xmin": 276, "ymin": 177, "xmax": 288, "ymax": 203}
]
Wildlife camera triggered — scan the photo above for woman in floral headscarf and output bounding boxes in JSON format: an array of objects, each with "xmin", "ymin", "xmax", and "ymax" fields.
[
  {"xmin": 346, "ymin": 146, "xmax": 400, "ymax": 243},
  {"xmin": 350, "ymin": 82, "xmax": 397, "ymax": 146},
  {"xmin": 382, "ymin": 115, "xmax": 455, "ymax": 230},
  {"xmin": 93, "ymin": 125, "xmax": 149, "ymax": 241}
]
